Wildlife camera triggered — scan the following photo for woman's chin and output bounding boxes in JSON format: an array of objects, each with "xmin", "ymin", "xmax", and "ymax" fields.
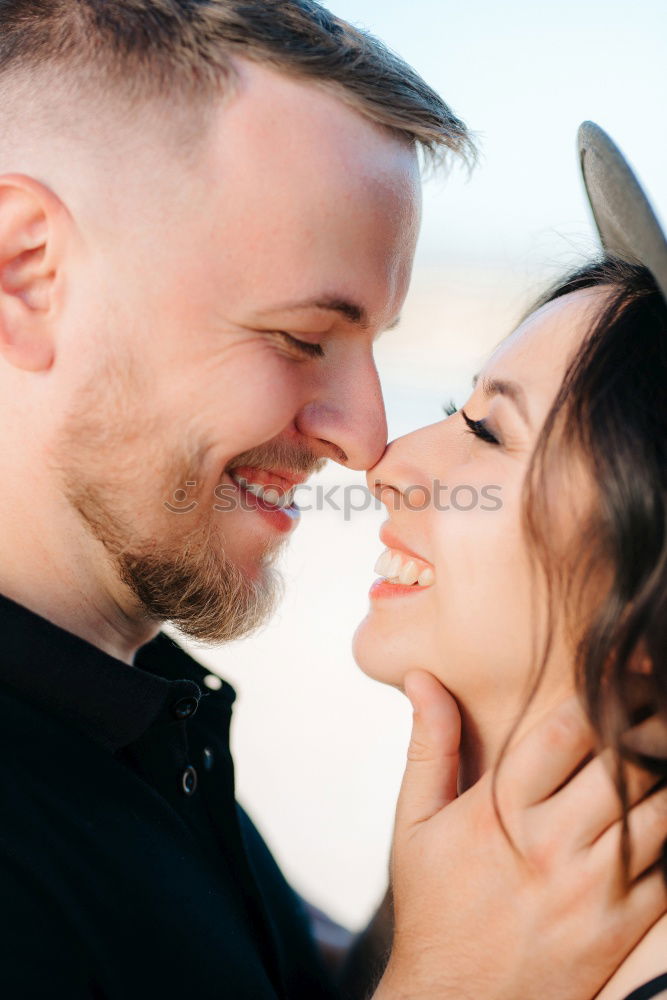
[{"xmin": 352, "ymin": 615, "xmax": 417, "ymax": 688}]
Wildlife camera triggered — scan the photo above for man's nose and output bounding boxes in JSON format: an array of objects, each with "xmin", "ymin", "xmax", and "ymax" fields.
[{"xmin": 294, "ymin": 355, "xmax": 388, "ymax": 470}]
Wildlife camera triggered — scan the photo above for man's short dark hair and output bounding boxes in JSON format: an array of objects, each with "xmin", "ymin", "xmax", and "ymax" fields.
[{"xmin": 0, "ymin": 0, "xmax": 474, "ymax": 167}]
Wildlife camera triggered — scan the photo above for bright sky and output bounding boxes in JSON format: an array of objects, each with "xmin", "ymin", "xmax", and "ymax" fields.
[{"xmin": 327, "ymin": 0, "xmax": 667, "ymax": 270}]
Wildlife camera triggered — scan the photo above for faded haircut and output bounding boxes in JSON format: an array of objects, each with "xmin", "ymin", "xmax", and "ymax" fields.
[{"xmin": 0, "ymin": 0, "xmax": 474, "ymax": 168}]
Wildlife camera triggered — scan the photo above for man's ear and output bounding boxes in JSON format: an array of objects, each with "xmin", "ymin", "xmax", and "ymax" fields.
[{"xmin": 0, "ymin": 174, "xmax": 65, "ymax": 372}]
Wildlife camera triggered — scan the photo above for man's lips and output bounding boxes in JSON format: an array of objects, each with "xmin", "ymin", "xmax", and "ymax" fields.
[
  {"xmin": 228, "ymin": 465, "xmax": 311, "ymax": 495},
  {"xmin": 224, "ymin": 470, "xmax": 301, "ymax": 533},
  {"xmin": 226, "ymin": 464, "xmax": 315, "ymax": 515}
]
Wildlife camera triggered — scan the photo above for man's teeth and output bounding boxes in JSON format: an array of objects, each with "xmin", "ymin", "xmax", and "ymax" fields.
[
  {"xmin": 374, "ymin": 548, "xmax": 435, "ymax": 587},
  {"xmin": 231, "ymin": 474, "xmax": 295, "ymax": 509}
]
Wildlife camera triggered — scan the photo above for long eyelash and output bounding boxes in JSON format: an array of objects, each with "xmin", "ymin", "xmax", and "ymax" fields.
[
  {"xmin": 443, "ymin": 399, "xmax": 459, "ymax": 417},
  {"xmin": 275, "ymin": 332, "xmax": 325, "ymax": 359},
  {"xmin": 461, "ymin": 408, "xmax": 500, "ymax": 445}
]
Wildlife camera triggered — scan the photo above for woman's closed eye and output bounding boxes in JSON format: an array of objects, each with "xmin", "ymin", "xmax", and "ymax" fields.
[
  {"xmin": 442, "ymin": 400, "xmax": 501, "ymax": 446},
  {"xmin": 461, "ymin": 408, "xmax": 501, "ymax": 446}
]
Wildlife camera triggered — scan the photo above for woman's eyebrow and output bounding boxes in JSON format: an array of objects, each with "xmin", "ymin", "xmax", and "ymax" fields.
[{"xmin": 472, "ymin": 374, "xmax": 531, "ymax": 427}]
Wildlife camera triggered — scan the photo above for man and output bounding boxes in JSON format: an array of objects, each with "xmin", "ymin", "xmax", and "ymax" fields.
[{"xmin": 0, "ymin": 2, "xmax": 665, "ymax": 998}]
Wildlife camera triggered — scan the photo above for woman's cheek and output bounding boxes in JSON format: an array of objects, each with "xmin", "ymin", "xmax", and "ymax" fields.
[{"xmin": 428, "ymin": 476, "xmax": 531, "ymax": 687}]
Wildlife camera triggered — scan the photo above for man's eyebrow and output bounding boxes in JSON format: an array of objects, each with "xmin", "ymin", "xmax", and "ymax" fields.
[
  {"xmin": 472, "ymin": 373, "xmax": 531, "ymax": 426},
  {"xmin": 260, "ymin": 295, "xmax": 369, "ymax": 328}
]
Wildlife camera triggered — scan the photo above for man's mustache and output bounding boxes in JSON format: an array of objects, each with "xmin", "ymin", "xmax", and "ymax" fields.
[{"xmin": 226, "ymin": 441, "xmax": 328, "ymax": 478}]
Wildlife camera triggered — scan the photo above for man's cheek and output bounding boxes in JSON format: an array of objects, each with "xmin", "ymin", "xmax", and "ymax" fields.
[{"xmin": 217, "ymin": 364, "xmax": 305, "ymax": 446}]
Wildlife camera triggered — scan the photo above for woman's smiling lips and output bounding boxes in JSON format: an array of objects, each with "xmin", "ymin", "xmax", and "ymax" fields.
[{"xmin": 370, "ymin": 524, "xmax": 435, "ymax": 599}]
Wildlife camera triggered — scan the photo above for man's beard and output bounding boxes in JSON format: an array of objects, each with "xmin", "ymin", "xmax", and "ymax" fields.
[
  {"xmin": 116, "ymin": 519, "xmax": 283, "ymax": 645},
  {"xmin": 61, "ymin": 466, "xmax": 284, "ymax": 644},
  {"xmin": 52, "ymin": 379, "xmax": 305, "ymax": 645}
]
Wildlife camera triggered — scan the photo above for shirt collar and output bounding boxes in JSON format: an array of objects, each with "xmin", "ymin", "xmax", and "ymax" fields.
[{"xmin": 0, "ymin": 590, "xmax": 236, "ymax": 753}]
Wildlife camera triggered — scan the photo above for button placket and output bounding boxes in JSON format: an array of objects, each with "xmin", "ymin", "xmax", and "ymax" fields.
[
  {"xmin": 181, "ymin": 765, "xmax": 198, "ymax": 796},
  {"xmin": 171, "ymin": 695, "xmax": 199, "ymax": 721},
  {"xmin": 169, "ymin": 684, "xmax": 201, "ymax": 797}
]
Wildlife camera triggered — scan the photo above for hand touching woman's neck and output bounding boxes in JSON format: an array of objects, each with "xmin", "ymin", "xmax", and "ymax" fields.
[{"xmin": 456, "ymin": 675, "xmax": 575, "ymax": 793}]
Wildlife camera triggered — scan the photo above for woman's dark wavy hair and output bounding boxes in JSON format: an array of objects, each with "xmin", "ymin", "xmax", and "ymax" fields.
[{"xmin": 514, "ymin": 255, "xmax": 667, "ymax": 882}]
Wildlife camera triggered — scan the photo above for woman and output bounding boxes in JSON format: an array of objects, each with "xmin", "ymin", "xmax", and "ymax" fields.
[{"xmin": 355, "ymin": 124, "xmax": 667, "ymax": 1000}]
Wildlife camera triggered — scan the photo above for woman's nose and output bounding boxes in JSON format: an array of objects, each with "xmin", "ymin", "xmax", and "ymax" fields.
[
  {"xmin": 367, "ymin": 418, "xmax": 454, "ymax": 512},
  {"xmin": 367, "ymin": 432, "xmax": 428, "ymax": 506}
]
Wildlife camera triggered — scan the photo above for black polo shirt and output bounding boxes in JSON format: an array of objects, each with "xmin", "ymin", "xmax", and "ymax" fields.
[{"xmin": 0, "ymin": 592, "xmax": 339, "ymax": 1000}]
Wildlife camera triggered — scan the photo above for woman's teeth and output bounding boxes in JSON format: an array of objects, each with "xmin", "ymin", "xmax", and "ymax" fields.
[
  {"xmin": 231, "ymin": 473, "xmax": 295, "ymax": 510},
  {"xmin": 374, "ymin": 548, "xmax": 435, "ymax": 587}
]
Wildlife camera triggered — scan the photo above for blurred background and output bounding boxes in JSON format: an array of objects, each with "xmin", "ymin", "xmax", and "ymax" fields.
[{"xmin": 174, "ymin": 0, "xmax": 667, "ymax": 930}]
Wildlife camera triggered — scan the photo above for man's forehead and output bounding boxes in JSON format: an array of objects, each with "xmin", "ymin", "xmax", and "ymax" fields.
[
  {"xmin": 207, "ymin": 58, "xmax": 421, "ymax": 191},
  {"xmin": 189, "ymin": 61, "xmax": 420, "ymax": 332}
]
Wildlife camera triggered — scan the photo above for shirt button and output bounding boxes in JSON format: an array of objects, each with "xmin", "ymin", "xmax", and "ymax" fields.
[
  {"xmin": 202, "ymin": 747, "xmax": 214, "ymax": 771},
  {"xmin": 181, "ymin": 766, "xmax": 198, "ymax": 796},
  {"xmin": 171, "ymin": 696, "xmax": 199, "ymax": 721}
]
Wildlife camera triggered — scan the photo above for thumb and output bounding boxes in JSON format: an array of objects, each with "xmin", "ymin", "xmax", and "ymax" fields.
[{"xmin": 395, "ymin": 669, "xmax": 461, "ymax": 832}]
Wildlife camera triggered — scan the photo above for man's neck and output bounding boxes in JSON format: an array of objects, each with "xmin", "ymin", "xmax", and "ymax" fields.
[{"xmin": 0, "ymin": 483, "xmax": 160, "ymax": 664}]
